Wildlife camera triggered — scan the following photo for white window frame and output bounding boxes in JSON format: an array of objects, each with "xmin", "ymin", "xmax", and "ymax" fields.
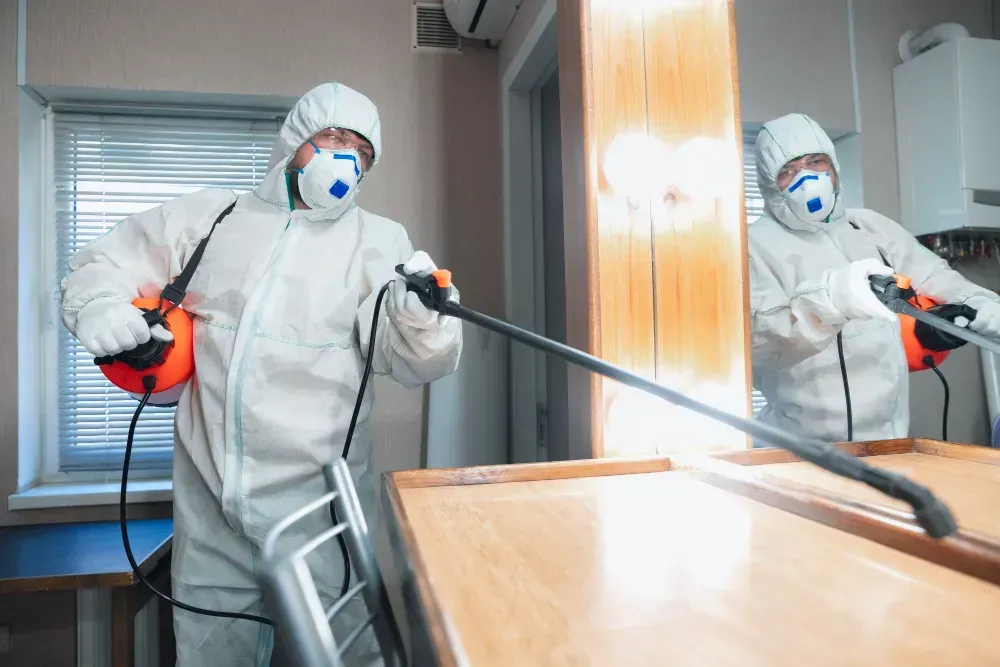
[
  {"xmin": 38, "ymin": 106, "xmax": 71, "ymax": 484},
  {"xmin": 10, "ymin": 106, "xmax": 164, "ymax": 508},
  {"xmin": 37, "ymin": 111, "xmax": 187, "ymax": 485},
  {"xmin": 12, "ymin": 103, "xmax": 284, "ymax": 509}
]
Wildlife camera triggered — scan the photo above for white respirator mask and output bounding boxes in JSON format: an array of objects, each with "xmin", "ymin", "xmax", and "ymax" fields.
[
  {"xmin": 296, "ymin": 141, "xmax": 362, "ymax": 216},
  {"xmin": 783, "ymin": 169, "xmax": 836, "ymax": 223}
]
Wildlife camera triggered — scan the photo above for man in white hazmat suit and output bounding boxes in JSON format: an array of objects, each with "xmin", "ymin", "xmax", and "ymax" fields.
[
  {"xmin": 750, "ymin": 113, "xmax": 1000, "ymax": 442},
  {"xmin": 61, "ymin": 82, "xmax": 462, "ymax": 665}
]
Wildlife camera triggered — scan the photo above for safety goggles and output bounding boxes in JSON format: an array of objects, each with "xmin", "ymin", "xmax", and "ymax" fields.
[{"xmin": 310, "ymin": 127, "xmax": 375, "ymax": 173}]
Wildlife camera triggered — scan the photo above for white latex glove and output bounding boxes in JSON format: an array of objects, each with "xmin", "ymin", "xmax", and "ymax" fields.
[
  {"xmin": 75, "ymin": 299, "xmax": 173, "ymax": 358},
  {"xmin": 391, "ymin": 251, "xmax": 447, "ymax": 330},
  {"xmin": 825, "ymin": 258, "xmax": 896, "ymax": 322},
  {"xmin": 966, "ymin": 296, "xmax": 1000, "ymax": 338}
]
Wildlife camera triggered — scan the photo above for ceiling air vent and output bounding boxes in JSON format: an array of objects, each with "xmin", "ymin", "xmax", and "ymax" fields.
[{"xmin": 413, "ymin": 2, "xmax": 462, "ymax": 53}]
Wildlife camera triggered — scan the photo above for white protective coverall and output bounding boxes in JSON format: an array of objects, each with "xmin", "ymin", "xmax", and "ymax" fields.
[
  {"xmin": 749, "ymin": 113, "xmax": 1000, "ymax": 442},
  {"xmin": 61, "ymin": 83, "xmax": 462, "ymax": 666}
]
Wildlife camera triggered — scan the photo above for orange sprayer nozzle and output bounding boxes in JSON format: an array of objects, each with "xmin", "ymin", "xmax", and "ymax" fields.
[
  {"xmin": 432, "ymin": 270, "xmax": 453, "ymax": 288},
  {"xmin": 894, "ymin": 274, "xmax": 912, "ymax": 290}
]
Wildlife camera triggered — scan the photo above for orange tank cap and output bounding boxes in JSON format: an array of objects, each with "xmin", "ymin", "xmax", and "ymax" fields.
[{"xmin": 432, "ymin": 269, "xmax": 453, "ymax": 288}]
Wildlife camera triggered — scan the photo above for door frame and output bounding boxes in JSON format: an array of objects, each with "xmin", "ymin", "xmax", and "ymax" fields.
[{"xmin": 500, "ymin": 0, "xmax": 557, "ymax": 463}]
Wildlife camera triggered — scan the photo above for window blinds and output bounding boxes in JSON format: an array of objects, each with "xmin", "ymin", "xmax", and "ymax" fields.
[
  {"xmin": 53, "ymin": 111, "xmax": 279, "ymax": 473},
  {"xmin": 742, "ymin": 130, "xmax": 768, "ymax": 418}
]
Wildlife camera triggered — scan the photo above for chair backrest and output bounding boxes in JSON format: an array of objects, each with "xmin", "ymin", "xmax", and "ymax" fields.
[{"xmin": 261, "ymin": 458, "xmax": 405, "ymax": 667}]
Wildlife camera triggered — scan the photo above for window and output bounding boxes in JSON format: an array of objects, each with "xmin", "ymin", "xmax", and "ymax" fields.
[
  {"xmin": 742, "ymin": 130, "xmax": 767, "ymax": 418},
  {"xmin": 47, "ymin": 110, "xmax": 279, "ymax": 478}
]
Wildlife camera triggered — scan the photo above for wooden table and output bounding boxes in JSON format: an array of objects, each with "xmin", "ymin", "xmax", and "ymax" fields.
[
  {"xmin": 383, "ymin": 458, "xmax": 1000, "ymax": 666},
  {"xmin": 712, "ymin": 439, "xmax": 1000, "ymax": 539},
  {"xmin": 698, "ymin": 439, "xmax": 1000, "ymax": 586},
  {"xmin": 0, "ymin": 519, "xmax": 173, "ymax": 667}
]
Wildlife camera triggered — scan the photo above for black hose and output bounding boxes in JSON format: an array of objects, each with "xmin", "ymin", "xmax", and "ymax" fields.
[
  {"xmin": 121, "ymin": 376, "xmax": 273, "ymax": 626},
  {"xmin": 342, "ymin": 283, "xmax": 392, "ymax": 461},
  {"xmin": 928, "ymin": 360, "xmax": 950, "ymax": 441},
  {"xmin": 331, "ymin": 282, "xmax": 392, "ymax": 598},
  {"xmin": 837, "ymin": 332, "xmax": 853, "ymax": 442}
]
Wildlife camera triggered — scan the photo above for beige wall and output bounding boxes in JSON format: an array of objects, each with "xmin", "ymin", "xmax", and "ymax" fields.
[
  {"xmin": 1, "ymin": 0, "xmax": 501, "ymax": 526},
  {"xmin": 735, "ymin": 0, "xmax": 856, "ymax": 133}
]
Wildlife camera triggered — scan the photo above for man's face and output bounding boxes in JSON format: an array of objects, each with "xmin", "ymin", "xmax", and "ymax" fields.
[
  {"xmin": 776, "ymin": 153, "xmax": 837, "ymax": 191},
  {"xmin": 288, "ymin": 127, "xmax": 375, "ymax": 175}
]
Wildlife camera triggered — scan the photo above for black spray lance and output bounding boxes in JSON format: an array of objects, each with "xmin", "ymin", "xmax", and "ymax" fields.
[{"xmin": 396, "ymin": 266, "xmax": 958, "ymax": 539}]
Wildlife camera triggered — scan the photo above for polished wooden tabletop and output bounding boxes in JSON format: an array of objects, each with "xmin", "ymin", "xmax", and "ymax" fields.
[
  {"xmin": 392, "ymin": 469, "xmax": 1000, "ymax": 666},
  {"xmin": 756, "ymin": 453, "xmax": 1000, "ymax": 539},
  {"xmin": 0, "ymin": 519, "xmax": 172, "ymax": 594}
]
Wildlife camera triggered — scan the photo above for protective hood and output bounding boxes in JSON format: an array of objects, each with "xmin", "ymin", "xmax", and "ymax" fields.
[
  {"xmin": 755, "ymin": 113, "xmax": 844, "ymax": 233},
  {"xmin": 266, "ymin": 82, "xmax": 383, "ymax": 173}
]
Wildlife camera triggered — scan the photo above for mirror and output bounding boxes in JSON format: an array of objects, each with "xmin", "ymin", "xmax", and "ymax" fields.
[{"xmin": 739, "ymin": 4, "xmax": 1000, "ymax": 448}]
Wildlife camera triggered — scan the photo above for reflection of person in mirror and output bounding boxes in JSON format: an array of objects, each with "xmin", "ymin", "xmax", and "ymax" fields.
[{"xmin": 748, "ymin": 113, "xmax": 1000, "ymax": 443}]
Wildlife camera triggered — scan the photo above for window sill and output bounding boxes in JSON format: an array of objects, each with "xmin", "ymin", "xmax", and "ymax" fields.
[{"xmin": 8, "ymin": 479, "xmax": 173, "ymax": 511}]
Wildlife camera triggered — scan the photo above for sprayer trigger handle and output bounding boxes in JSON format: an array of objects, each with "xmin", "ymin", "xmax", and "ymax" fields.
[
  {"xmin": 394, "ymin": 264, "xmax": 452, "ymax": 312},
  {"xmin": 869, "ymin": 273, "xmax": 916, "ymax": 305}
]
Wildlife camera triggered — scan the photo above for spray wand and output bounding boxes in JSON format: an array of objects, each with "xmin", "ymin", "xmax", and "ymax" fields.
[{"xmin": 397, "ymin": 265, "xmax": 958, "ymax": 539}]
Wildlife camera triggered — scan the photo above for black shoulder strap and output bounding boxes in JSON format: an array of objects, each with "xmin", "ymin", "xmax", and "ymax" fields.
[
  {"xmin": 160, "ymin": 200, "xmax": 237, "ymax": 306},
  {"xmin": 848, "ymin": 220, "xmax": 891, "ymax": 268}
]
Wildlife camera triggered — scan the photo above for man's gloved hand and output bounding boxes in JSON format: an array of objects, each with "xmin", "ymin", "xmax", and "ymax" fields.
[
  {"xmin": 75, "ymin": 299, "xmax": 173, "ymax": 358},
  {"xmin": 390, "ymin": 251, "xmax": 451, "ymax": 330},
  {"xmin": 966, "ymin": 296, "xmax": 1000, "ymax": 338},
  {"xmin": 825, "ymin": 258, "xmax": 896, "ymax": 322}
]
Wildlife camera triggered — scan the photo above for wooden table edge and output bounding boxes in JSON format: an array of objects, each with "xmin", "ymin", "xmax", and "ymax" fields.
[
  {"xmin": 382, "ymin": 474, "xmax": 464, "ymax": 667},
  {"xmin": 912, "ymin": 439, "xmax": 1000, "ymax": 466},
  {"xmin": 708, "ymin": 438, "xmax": 1000, "ymax": 467},
  {"xmin": 388, "ymin": 456, "xmax": 675, "ymax": 489}
]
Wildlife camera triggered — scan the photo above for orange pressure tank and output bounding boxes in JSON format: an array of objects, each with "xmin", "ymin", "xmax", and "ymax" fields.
[{"xmin": 96, "ymin": 297, "xmax": 195, "ymax": 404}]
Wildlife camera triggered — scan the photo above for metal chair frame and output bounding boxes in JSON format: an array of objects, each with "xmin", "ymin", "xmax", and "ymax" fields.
[{"xmin": 261, "ymin": 459, "xmax": 405, "ymax": 667}]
